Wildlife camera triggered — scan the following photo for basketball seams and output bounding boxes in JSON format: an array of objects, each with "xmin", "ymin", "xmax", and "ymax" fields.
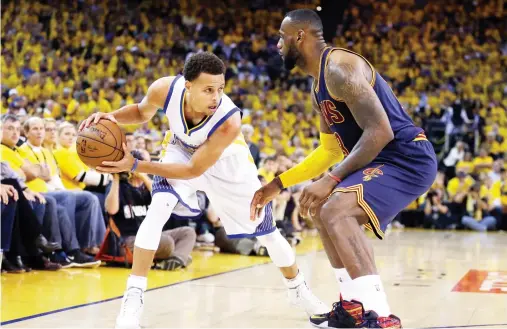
[
  {"xmin": 113, "ymin": 149, "xmax": 125, "ymax": 162},
  {"xmin": 76, "ymin": 141, "xmax": 116, "ymax": 158},
  {"xmin": 77, "ymin": 120, "xmax": 126, "ymax": 166},
  {"xmin": 77, "ymin": 135, "xmax": 123, "ymax": 153},
  {"xmin": 77, "ymin": 137, "xmax": 124, "ymax": 160},
  {"xmin": 96, "ymin": 121, "xmax": 120, "ymax": 149}
]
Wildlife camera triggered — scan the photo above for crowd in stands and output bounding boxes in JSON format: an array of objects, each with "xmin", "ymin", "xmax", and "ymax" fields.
[{"xmin": 1, "ymin": 0, "xmax": 506, "ymax": 273}]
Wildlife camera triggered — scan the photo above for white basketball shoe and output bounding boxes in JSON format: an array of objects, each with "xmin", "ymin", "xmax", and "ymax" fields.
[
  {"xmin": 115, "ymin": 287, "xmax": 144, "ymax": 329},
  {"xmin": 284, "ymin": 272, "xmax": 329, "ymax": 316}
]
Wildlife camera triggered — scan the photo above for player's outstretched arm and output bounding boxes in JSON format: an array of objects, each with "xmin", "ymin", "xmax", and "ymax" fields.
[
  {"xmin": 79, "ymin": 77, "xmax": 174, "ymax": 131},
  {"xmin": 249, "ymin": 97, "xmax": 344, "ymax": 220},
  {"xmin": 97, "ymin": 112, "xmax": 242, "ymax": 179}
]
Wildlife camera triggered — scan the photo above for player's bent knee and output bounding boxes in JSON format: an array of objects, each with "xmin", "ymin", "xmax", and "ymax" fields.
[
  {"xmin": 310, "ymin": 204, "xmax": 326, "ymax": 230},
  {"xmin": 319, "ymin": 197, "xmax": 345, "ymax": 225},
  {"xmin": 134, "ymin": 193, "xmax": 178, "ymax": 250},
  {"xmin": 256, "ymin": 230, "xmax": 295, "ymax": 268}
]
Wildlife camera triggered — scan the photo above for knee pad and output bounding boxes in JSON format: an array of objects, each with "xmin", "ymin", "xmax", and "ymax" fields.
[
  {"xmin": 134, "ymin": 193, "xmax": 178, "ymax": 250},
  {"xmin": 256, "ymin": 229, "xmax": 295, "ymax": 268}
]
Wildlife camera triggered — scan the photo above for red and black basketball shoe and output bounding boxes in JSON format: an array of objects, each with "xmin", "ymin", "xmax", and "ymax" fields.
[
  {"xmin": 309, "ymin": 296, "xmax": 402, "ymax": 328},
  {"xmin": 309, "ymin": 296, "xmax": 364, "ymax": 328}
]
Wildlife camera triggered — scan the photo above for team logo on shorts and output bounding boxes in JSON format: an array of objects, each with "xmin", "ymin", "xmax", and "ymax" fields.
[{"xmin": 362, "ymin": 165, "xmax": 384, "ymax": 182}]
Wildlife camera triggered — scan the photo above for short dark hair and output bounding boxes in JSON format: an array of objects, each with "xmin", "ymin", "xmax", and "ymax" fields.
[
  {"xmin": 2, "ymin": 114, "xmax": 19, "ymax": 124},
  {"xmin": 183, "ymin": 52, "xmax": 225, "ymax": 82},
  {"xmin": 284, "ymin": 9, "xmax": 323, "ymax": 32}
]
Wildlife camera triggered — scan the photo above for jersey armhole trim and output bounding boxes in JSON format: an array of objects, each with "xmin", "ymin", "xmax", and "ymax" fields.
[
  {"xmin": 206, "ymin": 107, "xmax": 241, "ymax": 139},
  {"xmin": 312, "ymin": 87, "xmax": 321, "ymax": 113},
  {"xmin": 325, "ymin": 48, "xmax": 377, "ymax": 102},
  {"xmin": 163, "ymin": 75, "xmax": 182, "ymax": 114}
]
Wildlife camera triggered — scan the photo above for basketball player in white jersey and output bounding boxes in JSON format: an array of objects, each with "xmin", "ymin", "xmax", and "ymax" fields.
[{"xmin": 80, "ymin": 52, "xmax": 328, "ymax": 329}]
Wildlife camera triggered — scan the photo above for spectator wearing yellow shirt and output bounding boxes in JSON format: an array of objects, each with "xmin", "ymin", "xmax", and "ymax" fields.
[
  {"xmin": 455, "ymin": 152, "xmax": 474, "ymax": 176},
  {"xmin": 20, "ymin": 117, "xmax": 106, "ymax": 257},
  {"xmin": 461, "ymin": 183, "xmax": 497, "ymax": 231},
  {"xmin": 489, "ymin": 169, "xmax": 507, "ymax": 222},
  {"xmin": 1, "ymin": 115, "xmax": 49, "ymax": 194},
  {"xmin": 473, "ymin": 148, "xmax": 494, "ymax": 175},
  {"xmin": 258, "ymin": 157, "xmax": 278, "ymax": 183},
  {"xmin": 89, "ymin": 89, "xmax": 112, "ymax": 113},
  {"xmin": 0, "ymin": 116, "xmax": 48, "ymax": 223},
  {"xmin": 53, "ymin": 122, "xmax": 111, "ymax": 211},
  {"xmin": 447, "ymin": 170, "xmax": 474, "ymax": 217},
  {"xmin": 489, "ymin": 160, "xmax": 504, "ymax": 184},
  {"xmin": 490, "ymin": 134, "xmax": 507, "ymax": 160}
]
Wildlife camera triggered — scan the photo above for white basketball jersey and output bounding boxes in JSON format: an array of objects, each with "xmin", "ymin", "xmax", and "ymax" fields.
[{"xmin": 163, "ymin": 75, "xmax": 246, "ymax": 158}]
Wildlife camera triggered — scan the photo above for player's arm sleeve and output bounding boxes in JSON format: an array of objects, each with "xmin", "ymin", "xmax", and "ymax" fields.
[
  {"xmin": 77, "ymin": 170, "xmax": 111, "ymax": 187},
  {"xmin": 278, "ymin": 99, "xmax": 344, "ymax": 188},
  {"xmin": 55, "ymin": 150, "xmax": 110, "ymax": 186},
  {"xmin": 278, "ymin": 132, "xmax": 344, "ymax": 188}
]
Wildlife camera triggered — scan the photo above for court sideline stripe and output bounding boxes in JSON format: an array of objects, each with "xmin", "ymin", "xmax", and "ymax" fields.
[
  {"xmin": 422, "ymin": 324, "xmax": 507, "ymax": 329},
  {"xmin": 2, "ymin": 259, "xmax": 273, "ymax": 326}
]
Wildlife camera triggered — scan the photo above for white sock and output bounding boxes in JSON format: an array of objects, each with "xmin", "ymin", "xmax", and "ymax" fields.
[
  {"xmin": 283, "ymin": 270, "xmax": 305, "ymax": 289},
  {"xmin": 334, "ymin": 268, "xmax": 354, "ymax": 300},
  {"xmin": 127, "ymin": 275, "xmax": 147, "ymax": 291},
  {"xmin": 349, "ymin": 275, "xmax": 391, "ymax": 317}
]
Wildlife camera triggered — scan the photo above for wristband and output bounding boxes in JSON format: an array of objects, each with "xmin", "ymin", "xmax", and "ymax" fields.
[
  {"xmin": 130, "ymin": 158, "xmax": 139, "ymax": 172},
  {"xmin": 273, "ymin": 176, "xmax": 284, "ymax": 190},
  {"xmin": 327, "ymin": 173, "xmax": 342, "ymax": 183}
]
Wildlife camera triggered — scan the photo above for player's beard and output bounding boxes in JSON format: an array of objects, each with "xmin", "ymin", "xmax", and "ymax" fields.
[{"xmin": 282, "ymin": 43, "xmax": 299, "ymax": 71}]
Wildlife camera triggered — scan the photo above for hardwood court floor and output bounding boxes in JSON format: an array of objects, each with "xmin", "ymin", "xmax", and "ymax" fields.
[{"xmin": 2, "ymin": 229, "xmax": 507, "ymax": 328}]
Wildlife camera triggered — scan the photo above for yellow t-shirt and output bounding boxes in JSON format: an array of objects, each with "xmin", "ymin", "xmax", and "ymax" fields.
[
  {"xmin": 490, "ymin": 181, "xmax": 507, "ymax": 206},
  {"xmin": 257, "ymin": 168, "xmax": 275, "ymax": 183},
  {"xmin": 455, "ymin": 160, "xmax": 474, "ymax": 174},
  {"xmin": 472, "ymin": 156, "xmax": 493, "ymax": 174},
  {"xmin": 15, "ymin": 144, "xmax": 50, "ymax": 193},
  {"xmin": 1, "ymin": 144, "xmax": 24, "ymax": 171},
  {"xmin": 447, "ymin": 176, "xmax": 474, "ymax": 198},
  {"xmin": 53, "ymin": 146, "xmax": 87, "ymax": 190}
]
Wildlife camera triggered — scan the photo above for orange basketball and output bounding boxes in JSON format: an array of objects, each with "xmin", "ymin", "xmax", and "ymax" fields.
[{"xmin": 76, "ymin": 119, "xmax": 126, "ymax": 168}]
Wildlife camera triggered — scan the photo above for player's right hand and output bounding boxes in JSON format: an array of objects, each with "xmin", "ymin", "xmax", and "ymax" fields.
[
  {"xmin": 249, "ymin": 179, "xmax": 282, "ymax": 221},
  {"xmin": 79, "ymin": 112, "xmax": 118, "ymax": 132}
]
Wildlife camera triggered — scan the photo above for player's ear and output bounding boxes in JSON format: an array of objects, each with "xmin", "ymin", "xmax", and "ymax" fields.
[
  {"xmin": 297, "ymin": 30, "xmax": 305, "ymax": 43},
  {"xmin": 185, "ymin": 80, "xmax": 192, "ymax": 90}
]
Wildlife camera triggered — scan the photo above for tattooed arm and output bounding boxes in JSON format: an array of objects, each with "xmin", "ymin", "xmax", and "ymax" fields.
[{"xmin": 325, "ymin": 55, "xmax": 394, "ymax": 181}]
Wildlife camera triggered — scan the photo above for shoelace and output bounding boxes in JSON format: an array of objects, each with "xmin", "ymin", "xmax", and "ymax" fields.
[
  {"xmin": 121, "ymin": 288, "xmax": 143, "ymax": 316},
  {"xmin": 328, "ymin": 301, "xmax": 341, "ymax": 317}
]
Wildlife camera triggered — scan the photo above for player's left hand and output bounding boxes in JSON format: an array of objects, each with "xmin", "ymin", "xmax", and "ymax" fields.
[
  {"xmin": 299, "ymin": 175, "xmax": 336, "ymax": 218},
  {"xmin": 250, "ymin": 179, "xmax": 282, "ymax": 221},
  {"xmin": 96, "ymin": 144, "xmax": 135, "ymax": 174}
]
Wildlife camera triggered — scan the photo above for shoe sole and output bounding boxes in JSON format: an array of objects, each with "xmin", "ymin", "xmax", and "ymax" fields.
[
  {"xmin": 59, "ymin": 263, "xmax": 74, "ymax": 269},
  {"xmin": 115, "ymin": 320, "xmax": 141, "ymax": 329},
  {"xmin": 309, "ymin": 320, "xmax": 329, "ymax": 328},
  {"xmin": 72, "ymin": 261, "xmax": 101, "ymax": 268}
]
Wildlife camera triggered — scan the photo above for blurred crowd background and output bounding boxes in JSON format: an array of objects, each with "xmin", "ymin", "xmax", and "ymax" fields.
[{"xmin": 1, "ymin": 0, "xmax": 506, "ymax": 273}]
